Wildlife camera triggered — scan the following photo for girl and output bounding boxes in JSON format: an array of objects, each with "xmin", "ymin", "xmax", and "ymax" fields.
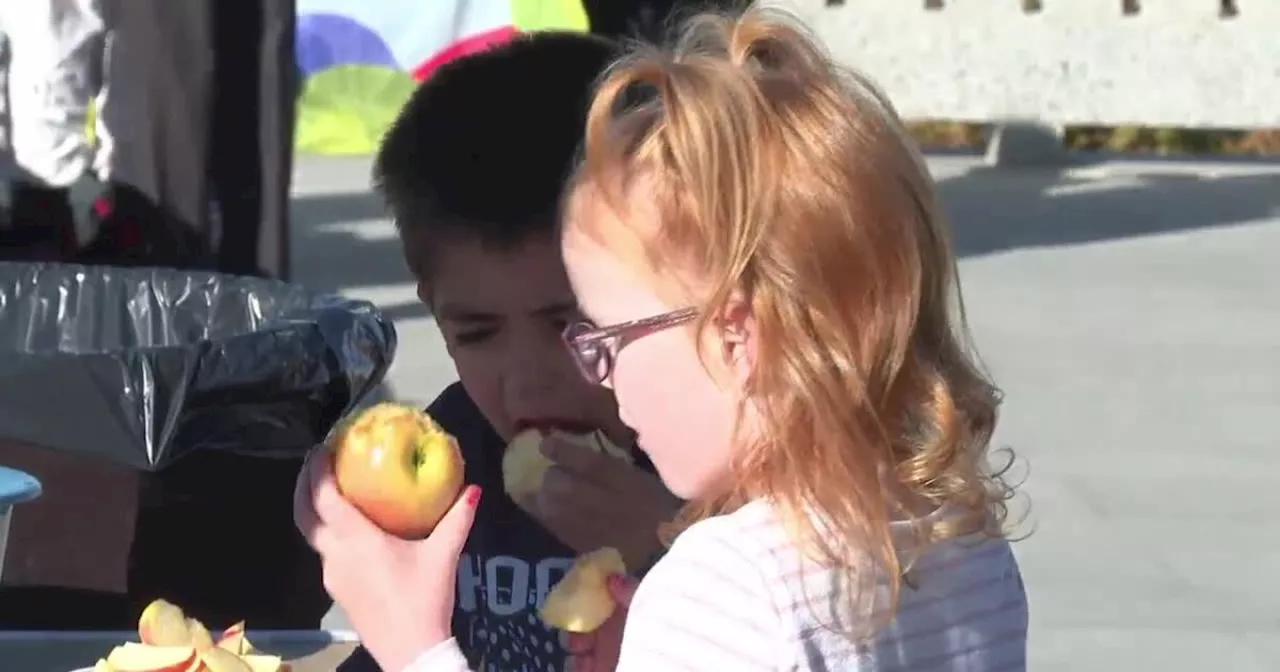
[{"xmin": 296, "ymin": 6, "xmax": 1029, "ymax": 671}]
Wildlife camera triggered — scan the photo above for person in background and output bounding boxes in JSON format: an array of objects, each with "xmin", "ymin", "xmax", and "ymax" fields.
[
  {"xmin": 299, "ymin": 7, "xmax": 1029, "ymax": 672},
  {"xmin": 90, "ymin": 0, "xmax": 295, "ymax": 276},
  {"xmin": 0, "ymin": 0, "xmax": 110, "ymax": 261}
]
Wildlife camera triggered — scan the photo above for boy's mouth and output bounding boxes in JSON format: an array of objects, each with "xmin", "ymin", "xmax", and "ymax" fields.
[{"xmin": 513, "ymin": 417, "xmax": 600, "ymax": 436}]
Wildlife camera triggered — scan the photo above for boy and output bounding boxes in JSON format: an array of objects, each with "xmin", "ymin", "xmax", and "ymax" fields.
[{"xmin": 337, "ymin": 32, "xmax": 679, "ymax": 672}]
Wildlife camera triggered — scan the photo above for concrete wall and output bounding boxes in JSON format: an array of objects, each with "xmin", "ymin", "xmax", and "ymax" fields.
[{"xmin": 774, "ymin": 0, "xmax": 1280, "ymax": 129}]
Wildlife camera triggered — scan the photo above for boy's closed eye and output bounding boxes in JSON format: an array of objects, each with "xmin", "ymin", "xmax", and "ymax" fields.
[{"xmin": 440, "ymin": 301, "xmax": 581, "ymax": 347}]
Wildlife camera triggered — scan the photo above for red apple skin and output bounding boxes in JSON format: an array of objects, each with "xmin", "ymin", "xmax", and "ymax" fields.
[{"xmin": 331, "ymin": 404, "xmax": 465, "ymax": 539}]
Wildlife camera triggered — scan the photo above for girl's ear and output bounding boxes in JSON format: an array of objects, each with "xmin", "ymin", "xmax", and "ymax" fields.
[{"xmin": 714, "ymin": 295, "xmax": 756, "ymax": 386}]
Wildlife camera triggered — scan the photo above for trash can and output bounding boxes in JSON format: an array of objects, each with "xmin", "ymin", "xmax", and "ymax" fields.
[{"xmin": 0, "ymin": 262, "xmax": 395, "ymax": 630}]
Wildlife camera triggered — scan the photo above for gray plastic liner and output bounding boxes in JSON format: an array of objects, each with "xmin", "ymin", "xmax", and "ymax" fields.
[{"xmin": 0, "ymin": 262, "xmax": 396, "ymax": 470}]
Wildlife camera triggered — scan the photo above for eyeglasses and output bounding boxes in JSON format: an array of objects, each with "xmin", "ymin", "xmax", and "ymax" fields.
[{"xmin": 563, "ymin": 307, "xmax": 699, "ymax": 384}]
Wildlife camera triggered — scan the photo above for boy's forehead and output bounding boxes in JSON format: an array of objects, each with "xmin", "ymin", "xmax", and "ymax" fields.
[{"xmin": 416, "ymin": 230, "xmax": 577, "ymax": 315}]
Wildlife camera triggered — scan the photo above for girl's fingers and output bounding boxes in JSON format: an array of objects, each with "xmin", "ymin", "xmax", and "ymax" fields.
[{"xmin": 607, "ymin": 574, "xmax": 639, "ymax": 607}]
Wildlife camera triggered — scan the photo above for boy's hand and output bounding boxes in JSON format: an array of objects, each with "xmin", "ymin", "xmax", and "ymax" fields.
[
  {"xmin": 519, "ymin": 436, "xmax": 680, "ymax": 570},
  {"xmin": 564, "ymin": 575, "xmax": 637, "ymax": 672}
]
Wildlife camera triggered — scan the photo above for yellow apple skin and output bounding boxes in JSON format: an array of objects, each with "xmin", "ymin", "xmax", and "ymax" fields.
[{"xmin": 331, "ymin": 403, "xmax": 465, "ymax": 540}]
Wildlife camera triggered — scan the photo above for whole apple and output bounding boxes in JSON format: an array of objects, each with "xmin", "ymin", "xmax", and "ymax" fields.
[{"xmin": 330, "ymin": 403, "xmax": 465, "ymax": 539}]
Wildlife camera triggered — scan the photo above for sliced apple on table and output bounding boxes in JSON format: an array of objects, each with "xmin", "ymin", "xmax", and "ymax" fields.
[
  {"xmin": 137, "ymin": 599, "xmax": 192, "ymax": 647},
  {"xmin": 240, "ymin": 654, "xmax": 287, "ymax": 672},
  {"xmin": 539, "ymin": 547, "xmax": 628, "ymax": 633},
  {"xmin": 104, "ymin": 643, "xmax": 199, "ymax": 672},
  {"xmin": 92, "ymin": 659, "xmax": 115, "ymax": 672},
  {"xmin": 215, "ymin": 621, "xmax": 258, "ymax": 656},
  {"xmin": 199, "ymin": 646, "xmax": 254, "ymax": 672},
  {"xmin": 137, "ymin": 598, "xmax": 215, "ymax": 650}
]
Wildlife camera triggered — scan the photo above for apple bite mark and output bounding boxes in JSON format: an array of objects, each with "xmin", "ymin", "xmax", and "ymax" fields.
[
  {"xmin": 330, "ymin": 403, "xmax": 466, "ymax": 539},
  {"xmin": 502, "ymin": 428, "xmax": 554, "ymax": 502},
  {"xmin": 540, "ymin": 547, "xmax": 628, "ymax": 633}
]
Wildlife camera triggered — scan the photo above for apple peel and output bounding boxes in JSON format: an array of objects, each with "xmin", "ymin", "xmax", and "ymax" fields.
[{"xmin": 539, "ymin": 547, "xmax": 627, "ymax": 633}]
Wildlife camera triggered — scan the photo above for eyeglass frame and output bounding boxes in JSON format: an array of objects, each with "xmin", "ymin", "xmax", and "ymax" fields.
[{"xmin": 562, "ymin": 307, "xmax": 700, "ymax": 384}]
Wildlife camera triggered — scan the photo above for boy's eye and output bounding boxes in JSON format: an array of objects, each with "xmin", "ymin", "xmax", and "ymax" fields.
[{"xmin": 454, "ymin": 328, "xmax": 497, "ymax": 345}]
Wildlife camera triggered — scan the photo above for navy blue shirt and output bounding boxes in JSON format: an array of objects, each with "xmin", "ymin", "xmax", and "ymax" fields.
[{"xmin": 338, "ymin": 383, "xmax": 579, "ymax": 672}]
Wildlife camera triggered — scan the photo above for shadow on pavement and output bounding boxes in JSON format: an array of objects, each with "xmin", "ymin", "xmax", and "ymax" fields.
[
  {"xmin": 938, "ymin": 165, "xmax": 1280, "ymax": 258},
  {"xmin": 292, "ymin": 160, "xmax": 1280, "ymax": 290}
]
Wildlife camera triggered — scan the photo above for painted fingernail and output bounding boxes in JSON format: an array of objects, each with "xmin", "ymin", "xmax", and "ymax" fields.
[{"xmin": 465, "ymin": 485, "xmax": 483, "ymax": 508}]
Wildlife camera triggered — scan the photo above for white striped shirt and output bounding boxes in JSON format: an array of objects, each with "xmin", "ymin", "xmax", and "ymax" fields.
[{"xmin": 408, "ymin": 499, "xmax": 1028, "ymax": 671}]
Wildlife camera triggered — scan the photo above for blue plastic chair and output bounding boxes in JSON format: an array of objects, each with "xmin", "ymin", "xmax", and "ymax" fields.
[{"xmin": 0, "ymin": 466, "xmax": 41, "ymax": 508}]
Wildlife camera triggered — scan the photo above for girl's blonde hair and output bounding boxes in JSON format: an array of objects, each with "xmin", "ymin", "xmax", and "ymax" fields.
[{"xmin": 568, "ymin": 6, "xmax": 1017, "ymax": 635}]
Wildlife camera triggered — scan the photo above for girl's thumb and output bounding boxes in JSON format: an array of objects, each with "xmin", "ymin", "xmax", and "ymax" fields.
[
  {"xmin": 429, "ymin": 485, "xmax": 481, "ymax": 552},
  {"xmin": 606, "ymin": 574, "xmax": 639, "ymax": 607}
]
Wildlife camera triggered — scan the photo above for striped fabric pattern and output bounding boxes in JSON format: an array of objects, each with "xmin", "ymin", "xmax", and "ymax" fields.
[{"xmin": 409, "ymin": 499, "xmax": 1029, "ymax": 671}]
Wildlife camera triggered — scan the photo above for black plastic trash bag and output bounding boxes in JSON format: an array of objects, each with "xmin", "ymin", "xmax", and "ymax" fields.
[{"xmin": 0, "ymin": 262, "xmax": 396, "ymax": 470}]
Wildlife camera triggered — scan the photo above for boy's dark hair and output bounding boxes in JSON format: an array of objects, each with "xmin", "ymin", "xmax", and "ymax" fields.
[{"xmin": 373, "ymin": 32, "xmax": 617, "ymax": 259}]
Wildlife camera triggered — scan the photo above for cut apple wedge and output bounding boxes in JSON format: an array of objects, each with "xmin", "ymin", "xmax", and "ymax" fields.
[
  {"xmin": 199, "ymin": 647, "xmax": 253, "ymax": 672},
  {"xmin": 137, "ymin": 598, "xmax": 215, "ymax": 650},
  {"xmin": 215, "ymin": 621, "xmax": 258, "ymax": 656},
  {"xmin": 539, "ymin": 547, "xmax": 627, "ymax": 633},
  {"xmin": 186, "ymin": 617, "xmax": 215, "ymax": 651},
  {"xmin": 240, "ymin": 654, "xmax": 287, "ymax": 672},
  {"xmin": 105, "ymin": 643, "xmax": 199, "ymax": 672},
  {"xmin": 92, "ymin": 659, "xmax": 115, "ymax": 672},
  {"xmin": 138, "ymin": 600, "xmax": 193, "ymax": 647},
  {"xmin": 502, "ymin": 428, "xmax": 554, "ymax": 501}
]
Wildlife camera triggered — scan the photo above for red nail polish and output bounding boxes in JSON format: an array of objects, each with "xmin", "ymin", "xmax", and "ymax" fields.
[{"xmin": 465, "ymin": 486, "xmax": 482, "ymax": 507}]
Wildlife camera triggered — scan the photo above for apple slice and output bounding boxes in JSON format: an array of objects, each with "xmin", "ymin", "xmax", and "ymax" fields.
[
  {"xmin": 186, "ymin": 617, "xmax": 215, "ymax": 651},
  {"xmin": 502, "ymin": 428, "xmax": 554, "ymax": 501},
  {"xmin": 539, "ymin": 547, "xmax": 627, "ymax": 633},
  {"xmin": 92, "ymin": 659, "xmax": 115, "ymax": 672},
  {"xmin": 199, "ymin": 647, "xmax": 253, "ymax": 672},
  {"xmin": 215, "ymin": 621, "xmax": 257, "ymax": 656},
  {"xmin": 241, "ymin": 654, "xmax": 287, "ymax": 672},
  {"xmin": 138, "ymin": 599, "xmax": 191, "ymax": 647},
  {"xmin": 105, "ymin": 644, "xmax": 199, "ymax": 672}
]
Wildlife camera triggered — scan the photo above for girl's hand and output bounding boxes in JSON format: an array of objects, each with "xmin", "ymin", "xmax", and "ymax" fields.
[
  {"xmin": 293, "ymin": 449, "xmax": 480, "ymax": 672},
  {"xmin": 518, "ymin": 436, "xmax": 680, "ymax": 570},
  {"xmin": 564, "ymin": 575, "xmax": 638, "ymax": 672}
]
